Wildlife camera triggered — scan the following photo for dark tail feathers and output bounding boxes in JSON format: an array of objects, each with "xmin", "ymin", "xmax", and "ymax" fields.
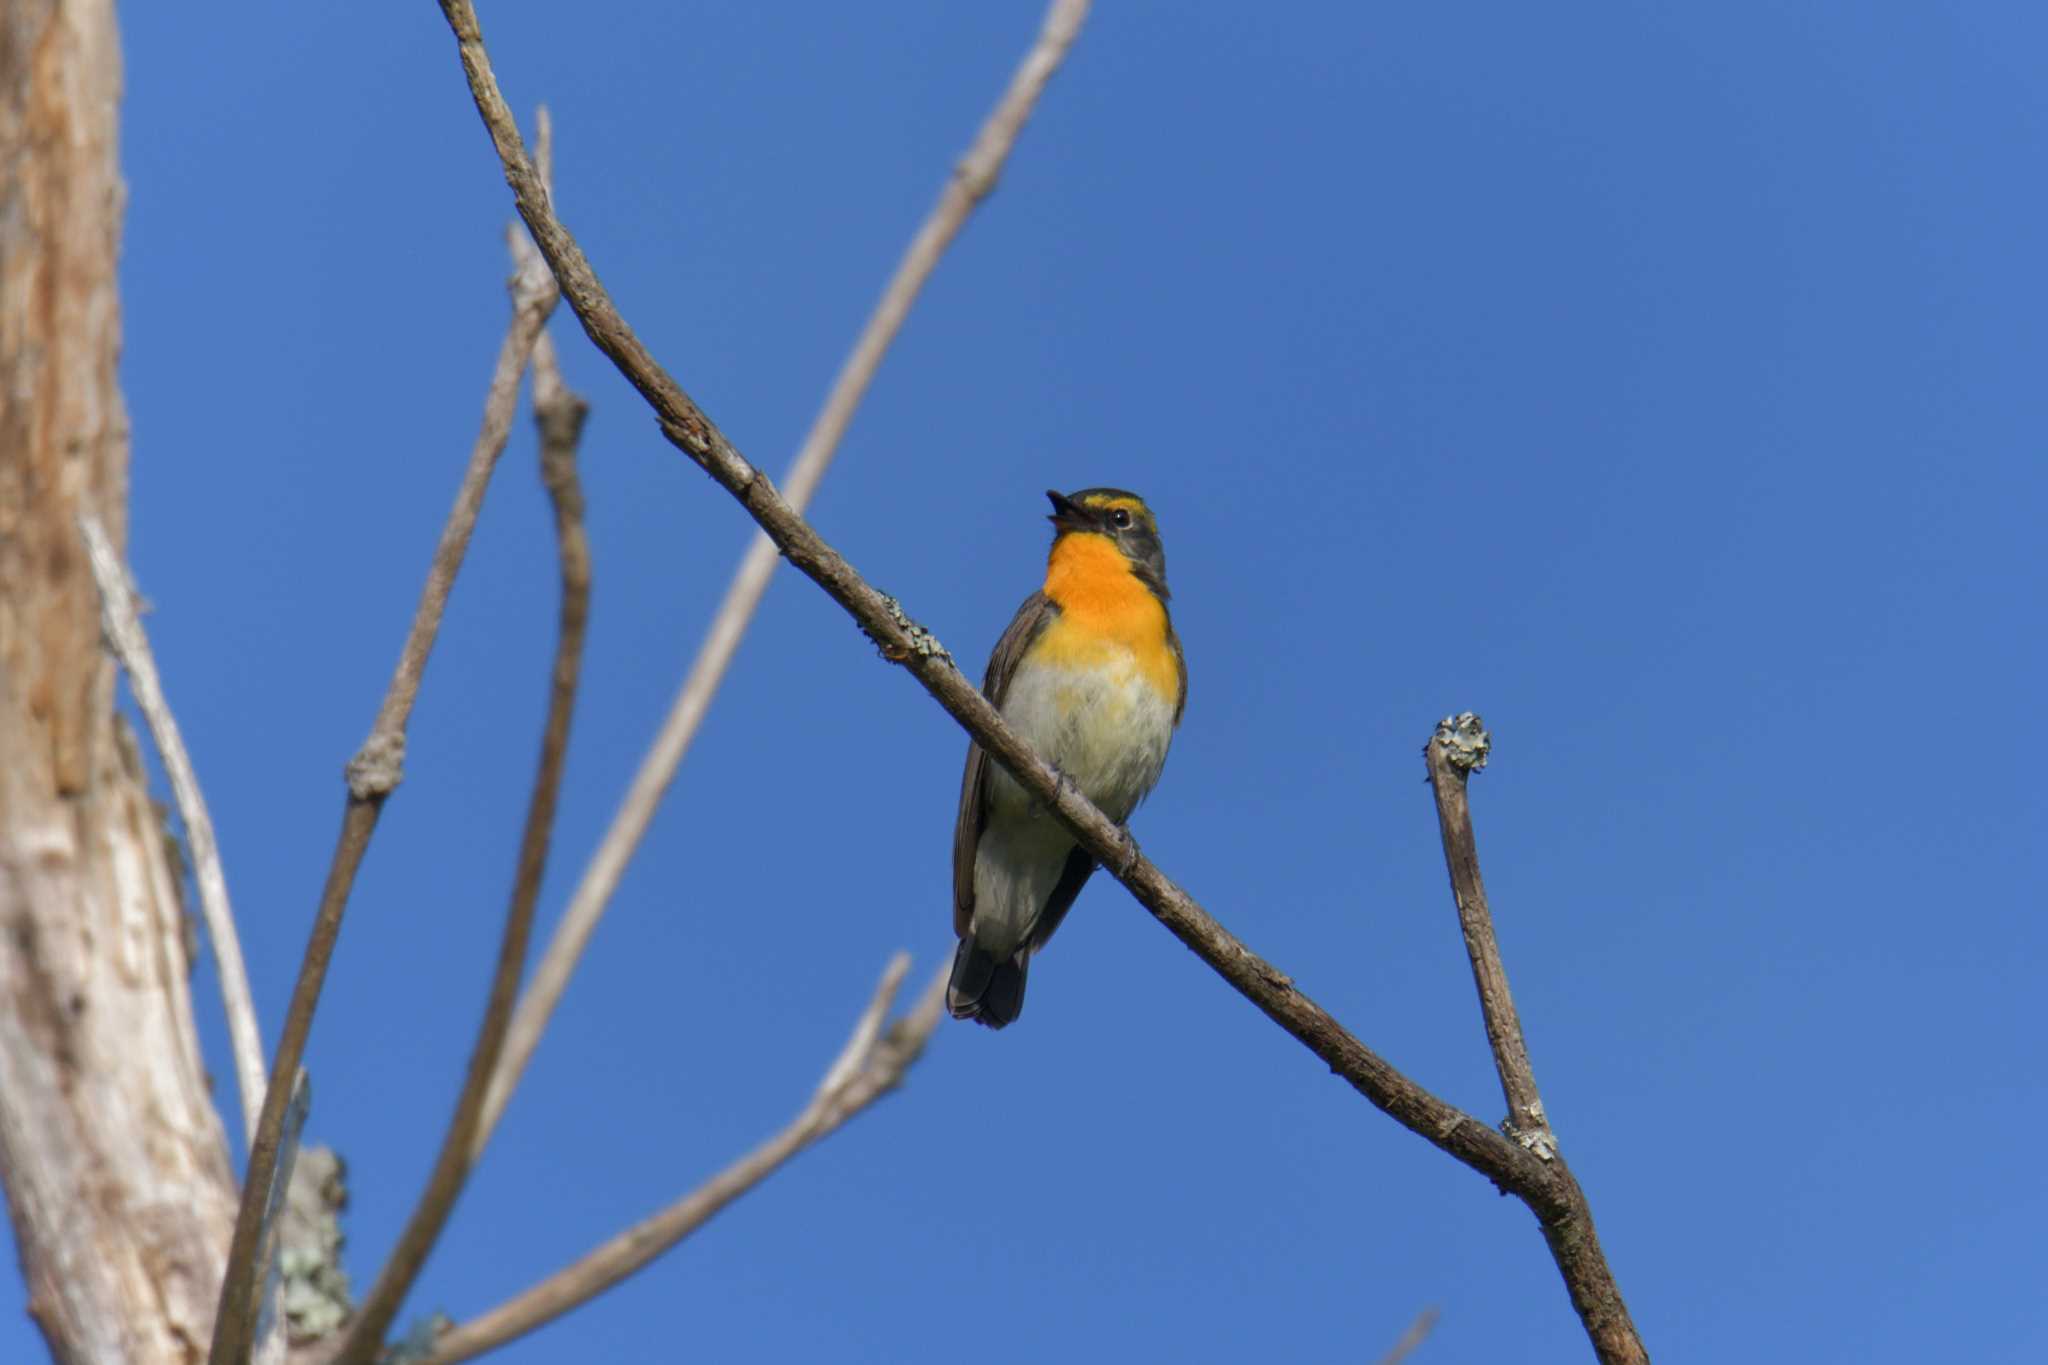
[{"xmin": 947, "ymin": 939, "xmax": 1028, "ymax": 1029}]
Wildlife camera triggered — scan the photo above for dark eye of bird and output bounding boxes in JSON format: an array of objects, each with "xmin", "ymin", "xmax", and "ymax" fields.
[{"xmin": 1110, "ymin": 508, "xmax": 1133, "ymax": 529}]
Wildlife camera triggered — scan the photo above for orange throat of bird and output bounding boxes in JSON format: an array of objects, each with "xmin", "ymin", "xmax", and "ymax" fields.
[{"xmin": 1038, "ymin": 532, "xmax": 1178, "ymax": 702}]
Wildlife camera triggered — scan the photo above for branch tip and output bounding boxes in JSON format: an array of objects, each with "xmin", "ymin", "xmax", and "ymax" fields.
[{"xmin": 1431, "ymin": 711, "xmax": 1491, "ymax": 774}]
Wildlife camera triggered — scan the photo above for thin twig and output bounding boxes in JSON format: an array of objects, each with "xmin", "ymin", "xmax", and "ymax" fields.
[
  {"xmin": 1423, "ymin": 714, "xmax": 1550, "ymax": 1147},
  {"xmin": 433, "ymin": 7, "xmax": 1646, "ymax": 1362},
  {"xmin": 474, "ymin": 0, "xmax": 1090, "ymax": 1157},
  {"xmin": 78, "ymin": 515, "xmax": 268, "ymax": 1143},
  {"xmin": 212, "ymin": 802, "xmax": 377, "ymax": 1365},
  {"xmin": 207, "ymin": 197, "xmax": 563, "ymax": 1365},
  {"xmin": 1373, "ymin": 1306, "xmax": 1440, "ymax": 1365},
  {"xmin": 419, "ymin": 960, "xmax": 947, "ymax": 1365},
  {"xmin": 330, "ymin": 268, "xmax": 591, "ymax": 1365}
]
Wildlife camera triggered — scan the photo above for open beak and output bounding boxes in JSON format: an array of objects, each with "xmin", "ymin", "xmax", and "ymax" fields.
[{"xmin": 1046, "ymin": 489, "xmax": 1088, "ymax": 530}]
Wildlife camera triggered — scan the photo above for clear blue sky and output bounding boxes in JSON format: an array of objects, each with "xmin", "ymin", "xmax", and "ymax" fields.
[{"xmin": 8, "ymin": 2, "xmax": 2044, "ymax": 1361}]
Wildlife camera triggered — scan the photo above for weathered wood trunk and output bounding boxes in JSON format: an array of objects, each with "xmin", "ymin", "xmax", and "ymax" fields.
[{"xmin": 0, "ymin": 1, "xmax": 241, "ymax": 1360}]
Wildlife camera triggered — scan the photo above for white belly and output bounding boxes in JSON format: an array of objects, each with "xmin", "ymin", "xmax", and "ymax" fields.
[{"xmin": 994, "ymin": 656, "xmax": 1176, "ymax": 823}]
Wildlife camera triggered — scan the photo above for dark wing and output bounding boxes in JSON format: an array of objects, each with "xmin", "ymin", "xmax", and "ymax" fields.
[
  {"xmin": 1168, "ymin": 615, "xmax": 1187, "ymax": 725},
  {"xmin": 1026, "ymin": 847, "xmax": 1097, "ymax": 953},
  {"xmin": 952, "ymin": 591, "xmax": 1062, "ymax": 937}
]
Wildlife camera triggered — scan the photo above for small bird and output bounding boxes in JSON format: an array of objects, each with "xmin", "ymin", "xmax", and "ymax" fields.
[{"xmin": 948, "ymin": 488, "xmax": 1186, "ymax": 1028}]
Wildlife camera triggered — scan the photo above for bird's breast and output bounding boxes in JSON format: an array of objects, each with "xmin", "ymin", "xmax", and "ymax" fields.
[{"xmin": 997, "ymin": 616, "xmax": 1177, "ymax": 823}]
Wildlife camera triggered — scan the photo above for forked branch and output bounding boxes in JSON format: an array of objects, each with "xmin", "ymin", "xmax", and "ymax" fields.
[
  {"xmin": 208, "ymin": 178, "xmax": 565, "ymax": 1365},
  {"xmin": 329, "ymin": 252, "xmax": 590, "ymax": 1365}
]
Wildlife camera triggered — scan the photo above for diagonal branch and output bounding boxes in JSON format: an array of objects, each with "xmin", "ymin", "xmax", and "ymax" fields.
[
  {"xmin": 435, "ymin": 0, "xmax": 1526, "ymax": 1189},
  {"xmin": 330, "ymin": 258, "xmax": 592, "ymax": 1365},
  {"xmin": 474, "ymin": 0, "xmax": 1092, "ymax": 1158},
  {"xmin": 79, "ymin": 514, "xmax": 268, "ymax": 1145},
  {"xmin": 432, "ymin": 6, "xmax": 1646, "ymax": 1361},
  {"xmin": 418, "ymin": 959, "xmax": 947, "ymax": 1365},
  {"xmin": 207, "ymin": 189, "xmax": 564, "ymax": 1365}
]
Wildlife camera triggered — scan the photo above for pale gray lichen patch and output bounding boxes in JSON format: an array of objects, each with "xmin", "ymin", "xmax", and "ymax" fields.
[
  {"xmin": 1432, "ymin": 711, "xmax": 1491, "ymax": 773},
  {"xmin": 279, "ymin": 1146, "xmax": 352, "ymax": 1343},
  {"xmin": 870, "ymin": 594, "xmax": 952, "ymax": 666},
  {"xmin": 345, "ymin": 732, "xmax": 406, "ymax": 800},
  {"xmin": 1504, "ymin": 1103, "xmax": 1559, "ymax": 1162}
]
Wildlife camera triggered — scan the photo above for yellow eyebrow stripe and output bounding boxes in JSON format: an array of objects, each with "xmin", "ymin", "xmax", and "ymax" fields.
[{"xmin": 1077, "ymin": 494, "xmax": 1151, "ymax": 524}]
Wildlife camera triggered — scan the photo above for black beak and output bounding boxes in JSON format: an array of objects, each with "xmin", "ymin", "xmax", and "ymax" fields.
[{"xmin": 1046, "ymin": 489, "xmax": 1087, "ymax": 530}]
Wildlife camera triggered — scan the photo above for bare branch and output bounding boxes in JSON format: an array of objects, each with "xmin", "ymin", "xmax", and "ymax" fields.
[
  {"xmin": 78, "ymin": 514, "xmax": 268, "ymax": 1144},
  {"xmin": 433, "ymin": 6, "xmax": 1646, "ymax": 1360},
  {"xmin": 476, "ymin": 0, "xmax": 1091, "ymax": 1157},
  {"xmin": 208, "ymin": 193, "xmax": 563, "ymax": 1365},
  {"xmin": 1423, "ymin": 716, "xmax": 1644, "ymax": 1361},
  {"xmin": 1423, "ymin": 714, "xmax": 1549, "ymax": 1147},
  {"xmin": 1373, "ymin": 1306, "xmax": 1440, "ymax": 1365},
  {"xmin": 331, "ymin": 280, "xmax": 591, "ymax": 1365},
  {"xmin": 417, "ymin": 960, "xmax": 948, "ymax": 1365}
]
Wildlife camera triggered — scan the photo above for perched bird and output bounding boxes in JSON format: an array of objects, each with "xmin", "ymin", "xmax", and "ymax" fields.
[{"xmin": 948, "ymin": 488, "xmax": 1186, "ymax": 1028}]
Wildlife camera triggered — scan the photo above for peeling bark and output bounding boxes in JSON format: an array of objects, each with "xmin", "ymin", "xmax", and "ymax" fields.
[{"xmin": 0, "ymin": 1, "xmax": 242, "ymax": 1361}]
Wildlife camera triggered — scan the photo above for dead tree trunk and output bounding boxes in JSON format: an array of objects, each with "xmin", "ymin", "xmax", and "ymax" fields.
[{"xmin": 0, "ymin": 1, "xmax": 242, "ymax": 1361}]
